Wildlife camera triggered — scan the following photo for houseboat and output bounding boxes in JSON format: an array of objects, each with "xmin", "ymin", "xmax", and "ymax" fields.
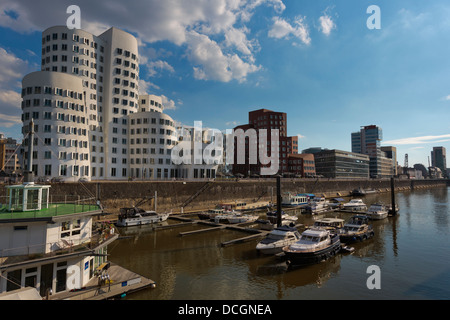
[
  {"xmin": 282, "ymin": 228, "xmax": 341, "ymax": 268},
  {"xmin": 0, "ymin": 170, "xmax": 114, "ymax": 298},
  {"xmin": 281, "ymin": 193, "xmax": 311, "ymax": 207}
]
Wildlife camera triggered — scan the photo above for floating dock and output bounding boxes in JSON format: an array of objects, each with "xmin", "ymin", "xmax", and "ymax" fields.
[{"xmin": 49, "ymin": 263, "xmax": 155, "ymax": 300}]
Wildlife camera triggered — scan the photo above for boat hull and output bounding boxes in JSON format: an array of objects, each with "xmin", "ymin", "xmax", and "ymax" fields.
[
  {"xmin": 367, "ymin": 212, "xmax": 388, "ymax": 220},
  {"xmin": 339, "ymin": 229, "xmax": 374, "ymax": 243},
  {"xmin": 116, "ymin": 214, "xmax": 169, "ymax": 227},
  {"xmin": 283, "ymin": 237, "xmax": 341, "ymax": 268}
]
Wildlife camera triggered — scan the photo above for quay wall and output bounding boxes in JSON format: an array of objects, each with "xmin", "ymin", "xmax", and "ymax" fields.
[{"xmin": 1, "ymin": 179, "xmax": 447, "ymax": 216}]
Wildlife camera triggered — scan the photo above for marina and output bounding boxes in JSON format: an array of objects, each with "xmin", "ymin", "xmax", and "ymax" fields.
[{"xmin": 107, "ymin": 186, "xmax": 450, "ymax": 300}]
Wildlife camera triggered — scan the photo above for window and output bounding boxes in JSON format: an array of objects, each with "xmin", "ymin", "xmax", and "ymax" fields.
[{"xmin": 61, "ymin": 219, "xmax": 81, "ymax": 238}]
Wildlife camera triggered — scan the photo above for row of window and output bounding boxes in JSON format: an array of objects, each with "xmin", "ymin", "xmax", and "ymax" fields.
[
  {"xmin": 22, "ymin": 86, "xmax": 83, "ymax": 99},
  {"xmin": 130, "ymin": 118, "xmax": 173, "ymax": 126},
  {"xmin": 130, "ymin": 128, "xmax": 173, "ymax": 136},
  {"xmin": 42, "ymin": 32, "xmax": 105, "ymax": 54},
  {"xmin": 130, "ymin": 138, "xmax": 175, "ymax": 146}
]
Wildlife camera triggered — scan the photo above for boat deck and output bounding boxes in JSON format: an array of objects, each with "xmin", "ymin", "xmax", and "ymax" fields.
[{"xmin": 49, "ymin": 262, "xmax": 155, "ymax": 300}]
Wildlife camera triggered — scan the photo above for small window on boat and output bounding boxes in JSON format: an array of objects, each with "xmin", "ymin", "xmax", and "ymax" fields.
[{"xmin": 14, "ymin": 226, "xmax": 27, "ymax": 231}]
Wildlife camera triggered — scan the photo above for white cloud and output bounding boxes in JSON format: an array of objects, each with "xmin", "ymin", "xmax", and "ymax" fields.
[
  {"xmin": 318, "ymin": 14, "xmax": 336, "ymax": 36},
  {"xmin": 384, "ymin": 134, "xmax": 450, "ymax": 145},
  {"xmin": 297, "ymin": 134, "xmax": 306, "ymax": 139},
  {"xmin": 146, "ymin": 60, "xmax": 175, "ymax": 77},
  {"xmin": 0, "ymin": 48, "xmax": 31, "ymax": 128},
  {"xmin": 138, "ymin": 79, "xmax": 160, "ymax": 93},
  {"xmin": 186, "ymin": 30, "xmax": 260, "ymax": 83},
  {"xmin": 161, "ymin": 95, "xmax": 178, "ymax": 110},
  {"xmin": 0, "ymin": 0, "xmax": 287, "ymax": 83},
  {"xmin": 268, "ymin": 16, "xmax": 311, "ymax": 46}
]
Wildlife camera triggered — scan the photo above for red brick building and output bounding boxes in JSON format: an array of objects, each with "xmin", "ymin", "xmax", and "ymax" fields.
[
  {"xmin": 231, "ymin": 109, "xmax": 299, "ymax": 176},
  {"xmin": 287, "ymin": 153, "xmax": 316, "ymax": 178}
]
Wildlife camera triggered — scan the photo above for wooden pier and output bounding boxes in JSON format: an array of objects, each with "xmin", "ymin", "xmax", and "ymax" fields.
[{"xmin": 163, "ymin": 215, "xmax": 303, "ymax": 247}]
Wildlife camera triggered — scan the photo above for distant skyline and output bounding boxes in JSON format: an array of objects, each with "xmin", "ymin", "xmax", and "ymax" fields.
[{"xmin": 0, "ymin": 0, "xmax": 449, "ymax": 167}]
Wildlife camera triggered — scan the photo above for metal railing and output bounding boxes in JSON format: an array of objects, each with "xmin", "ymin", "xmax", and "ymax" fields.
[{"xmin": 0, "ymin": 225, "xmax": 118, "ymax": 266}]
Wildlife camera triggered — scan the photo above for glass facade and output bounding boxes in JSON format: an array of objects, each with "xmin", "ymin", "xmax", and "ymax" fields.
[{"xmin": 314, "ymin": 150, "xmax": 369, "ymax": 179}]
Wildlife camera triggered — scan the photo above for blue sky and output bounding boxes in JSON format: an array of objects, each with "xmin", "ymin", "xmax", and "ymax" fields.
[{"xmin": 0, "ymin": 0, "xmax": 449, "ymax": 167}]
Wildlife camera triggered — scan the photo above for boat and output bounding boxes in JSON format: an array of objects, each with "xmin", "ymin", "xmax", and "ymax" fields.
[
  {"xmin": 116, "ymin": 207, "xmax": 170, "ymax": 227},
  {"xmin": 366, "ymin": 203, "xmax": 389, "ymax": 220},
  {"xmin": 281, "ymin": 193, "xmax": 312, "ymax": 207},
  {"xmin": 266, "ymin": 210, "xmax": 298, "ymax": 225},
  {"xmin": 328, "ymin": 198, "xmax": 345, "ymax": 209},
  {"xmin": 282, "ymin": 228, "xmax": 341, "ymax": 268},
  {"xmin": 338, "ymin": 215, "xmax": 374, "ymax": 243},
  {"xmin": 197, "ymin": 208, "xmax": 226, "ymax": 221},
  {"xmin": 351, "ymin": 188, "xmax": 377, "ymax": 196},
  {"xmin": 220, "ymin": 201, "xmax": 270, "ymax": 212},
  {"xmin": 226, "ymin": 212, "xmax": 259, "ymax": 224},
  {"xmin": 342, "ymin": 199, "xmax": 367, "ymax": 212},
  {"xmin": 311, "ymin": 218, "xmax": 345, "ymax": 232},
  {"xmin": 256, "ymin": 226, "xmax": 301, "ymax": 255},
  {"xmin": 304, "ymin": 197, "xmax": 329, "ymax": 214}
]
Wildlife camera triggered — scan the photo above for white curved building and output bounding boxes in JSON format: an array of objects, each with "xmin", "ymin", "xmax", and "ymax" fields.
[
  {"xmin": 24, "ymin": 26, "xmax": 140, "ymax": 181},
  {"xmin": 21, "ymin": 71, "xmax": 89, "ymax": 182},
  {"xmin": 129, "ymin": 95, "xmax": 178, "ymax": 179},
  {"xmin": 21, "ymin": 25, "xmax": 218, "ymax": 182}
]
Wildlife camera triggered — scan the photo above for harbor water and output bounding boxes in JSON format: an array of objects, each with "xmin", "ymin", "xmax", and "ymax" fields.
[{"xmin": 108, "ymin": 187, "xmax": 450, "ymax": 300}]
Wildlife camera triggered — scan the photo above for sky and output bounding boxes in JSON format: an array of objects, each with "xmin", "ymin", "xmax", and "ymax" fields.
[{"xmin": 0, "ymin": 0, "xmax": 449, "ymax": 167}]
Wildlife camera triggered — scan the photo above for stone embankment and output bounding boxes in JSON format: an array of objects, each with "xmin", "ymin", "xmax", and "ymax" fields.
[{"xmin": 2, "ymin": 179, "xmax": 447, "ymax": 217}]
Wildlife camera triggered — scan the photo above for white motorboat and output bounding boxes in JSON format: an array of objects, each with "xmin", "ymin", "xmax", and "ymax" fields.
[
  {"xmin": 338, "ymin": 215, "xmax": 374, "ymax": 243},
  {"xmin": 256, "ymin": 226, "xmax": 301, "ymax": 255},
  {"xmin": 116, "ymin": 207, "xmax": 170, "ymax": 227},
  {"xmin": 266, "ymin": 210, "xmax": 298, "ymax": 224},
  {"xmin": 366, "ymin": 203, "xmax": 389, "ymax": 220},
  {"xmin": 283, "ymin": 228, "xmax": 341, "ymax": 267},
  {"xmin": 342, "ymin": 199, "xmax": 367, "ymax": 212},
  {"xmin": 304, "ymin": 197, "xmax": 329, "ymax": 214},
  {"xmin": 227, "ymin": 213, "xmax": 259, "ymax": 224}
]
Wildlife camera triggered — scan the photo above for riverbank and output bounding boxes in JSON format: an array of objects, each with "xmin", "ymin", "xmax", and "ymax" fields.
[{"xmin": 2, "ymin": 178, "xmax": 447, "ymax": 217}]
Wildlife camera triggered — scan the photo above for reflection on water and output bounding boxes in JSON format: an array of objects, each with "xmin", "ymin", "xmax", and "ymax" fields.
[{"xmin": 109, "ymin": 187, "xmax": 450, "ymax": 300}]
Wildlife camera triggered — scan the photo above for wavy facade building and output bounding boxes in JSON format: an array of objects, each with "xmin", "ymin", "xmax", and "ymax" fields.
[{"xmin": 20, "ymin": 26, "xmax": 217, "ymax": 182}]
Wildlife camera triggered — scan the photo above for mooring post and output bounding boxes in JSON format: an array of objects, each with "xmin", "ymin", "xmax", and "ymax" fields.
[
  {"xmin": 277, "ymin": 175, "xmax": 282, "ymax": 227},
  {"xmin": 390, "ymin": 177, "xmax": 397, "ymax": 216}
]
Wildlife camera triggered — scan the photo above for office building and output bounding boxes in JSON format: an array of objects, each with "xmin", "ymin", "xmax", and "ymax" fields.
[
  {"xmin": 287, "ymin": 154, "xmax": 316, "ymax": 178},
  {"xmin": 431, "ymin": 147, "xmax": 447, "ymax": 178},
  {"xmin": 381, "ymin": 146, "xmax": 397, "ymax": 176},
  {"xmin": 352, "ymin": 125, "xmax": 393, "ymax": 178},
  {"xmin": 314, "ymin": 149, "xmax": 370, "ymax": 179},
  {"xmin": 232, "ymin": 109, "xmax": 298, "ymax": 176},
  {"xmin": 0, "ymin": 135, "xmax": 21, "ymax": 175}
]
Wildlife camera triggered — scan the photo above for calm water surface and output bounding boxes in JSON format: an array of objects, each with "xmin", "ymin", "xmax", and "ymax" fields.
[{"xmin": 109, "ymin": 187, "xmax": 450, "ymax": 300}]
